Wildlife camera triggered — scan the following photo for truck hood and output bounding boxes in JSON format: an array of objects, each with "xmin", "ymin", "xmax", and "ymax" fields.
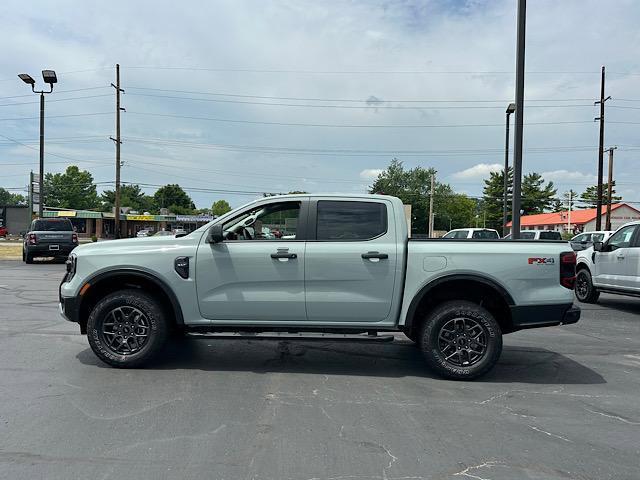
[{"xmin": 73, "ymin": 235, "xmax": 196, "ymax": 255}]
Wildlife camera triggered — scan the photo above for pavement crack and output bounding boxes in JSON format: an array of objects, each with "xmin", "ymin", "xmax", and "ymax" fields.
[
  {"xmin": 584, "ymin": 407, "xmax": 640, "ymax": 425},
  {"xmin": 452, "ymin": 460, "xmax": 500, "ymax": 480},
  {"xmin": 527, "ymin": 425, "xmax": 573, "ymax": 443}
]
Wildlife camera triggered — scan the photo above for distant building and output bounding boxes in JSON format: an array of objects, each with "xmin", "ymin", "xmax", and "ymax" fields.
[{"xmin": 506, "ymin": 203, "xmax": 640, "ymax": 235}]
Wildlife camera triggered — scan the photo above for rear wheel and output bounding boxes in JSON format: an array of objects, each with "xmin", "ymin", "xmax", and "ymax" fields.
[
  {"xmin": 575, "ymin": 269, "xmax": 599, "ymax": 303},
  {"xmin": 419, "ymin": 301, "xmax": 502, "ymax": 380},
  {"xmin": 87, "ymin": 289, "xmax": 168, "ymax": 368},
  {"xmin": 24, "ymin": 248, "xmax": 33, "ymax": 264}
]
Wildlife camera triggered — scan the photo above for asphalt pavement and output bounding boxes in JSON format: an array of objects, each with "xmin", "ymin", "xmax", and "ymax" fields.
[{"xmin": 1, "ymin": 260, "xmax": 639, "ymax": 480}]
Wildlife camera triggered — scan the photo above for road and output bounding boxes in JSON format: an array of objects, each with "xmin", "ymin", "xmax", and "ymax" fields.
[{"xmin": 1, "ymin": 260, "xmax": 639, "ymax": 480}]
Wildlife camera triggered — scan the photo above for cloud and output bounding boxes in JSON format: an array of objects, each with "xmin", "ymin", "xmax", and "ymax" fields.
[
  {"xmin": 452, "ymin": 163, "xmax": 502, "ymax": 179},
  {"xmin": 359, "ymin": 168, "xmax": 384, "ymax": 180},
  {"xmin": 541, "ymin": 170, "xmax": 597, "ymax": 183}
]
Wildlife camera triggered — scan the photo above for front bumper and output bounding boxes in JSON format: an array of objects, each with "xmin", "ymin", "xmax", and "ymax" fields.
[
  {"xmin": 59, "ymin": 294, "xmax": 80, "ymax": 324},
  {"xmin": 510, "ymin": 303, "xmax": 581, "ymax": 330}
]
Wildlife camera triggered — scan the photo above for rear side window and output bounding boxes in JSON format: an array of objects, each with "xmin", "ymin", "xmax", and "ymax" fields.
[
  {"xmin": 316, "ymin": 201, "xmax": 387, "ymax": 240},
  {"xmin": 32, "ymin": 219, "xmax": 73, "ymax": 231},
  {"xmin": 455, "ymin": 230, "xmax": 469, "ymax": 239},
  {"xmin": 472, "ymin": 230, "xmax": 499, "ymax": 239},
  {"xmin": 540, "ymin": 231, "xmax": 561, "ymax": 240},
  {"xmin": 520, "ymin": 232, "xmax": 535, "ymax": 239}
]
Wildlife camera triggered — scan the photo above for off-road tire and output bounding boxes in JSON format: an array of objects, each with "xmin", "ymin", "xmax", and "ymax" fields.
[
  {"xmin": 87, "ymin": 289, "xmax": 168, "ymax": 368},
  {"xmin": 24, "ymin": 249, "xmax": 33, "ymax": 264},
  {"xmin": 575, "ymin": 269, "xmax": 600, "ymax": 304},
  {"xmin": 420, "ymin": 300, "xmax": 502, "ymax": 380}
]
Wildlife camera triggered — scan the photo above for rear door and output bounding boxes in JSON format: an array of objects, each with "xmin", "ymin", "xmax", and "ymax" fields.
[
  {"xmin": 620, "ymin": 227, "xmax": 640, "ymax": 292},
  {"xmin": 304, "ymin": 199, "xmax": 398, "ymax": 324},
  {"xmin": 594, "ymin": 224, "xmax": 638, "ymax": 288}
]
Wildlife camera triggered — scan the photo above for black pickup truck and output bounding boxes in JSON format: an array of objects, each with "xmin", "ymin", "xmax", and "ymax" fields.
[{"xmin": 23, "ymin": 218, "xmax": 78, "ymax": 263}]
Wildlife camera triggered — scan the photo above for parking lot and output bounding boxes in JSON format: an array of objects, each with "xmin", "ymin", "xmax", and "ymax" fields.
[{"xmin": 0, "ymin": 260, "xmax": 639, "ymax": 480}]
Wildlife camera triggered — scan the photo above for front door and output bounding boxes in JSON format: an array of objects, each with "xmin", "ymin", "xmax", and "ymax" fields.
[
  {"xmin": 304, "ymin": 199, "xmax": 398, "ymax": 324},
  {"xmin": 594, "ymin": 224, "xmax": 638, "ymax": 289},
  {"xmin": 196, "ymin": 199, "xmax": 308, "ymax": 322}
]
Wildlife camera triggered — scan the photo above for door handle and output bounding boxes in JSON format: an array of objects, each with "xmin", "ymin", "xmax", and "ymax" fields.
[
  {"xmin": 361, "ymin": 251, "xmax": 388, "ymax": 260},
  {"xmin": 271, "ymin": 252, "xmax": 297, "ymax": 259},
  {"xmin": 616, "ymin": 254, "xmax": 625, "ymax": 260}
]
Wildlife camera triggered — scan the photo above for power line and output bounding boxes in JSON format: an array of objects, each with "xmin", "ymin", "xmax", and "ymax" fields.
[
  {"xmin": 0, "ymin": 112, "xmax": 112, "ymax": 122},
  {"xmin": 126, "ymin": 111, "xmax": 595, "ymax": 128},
  {"xmin": 0, "ymin": 86, "xmax": 110, "ymax": 100},
  {"xmin": 126, "ymin": 86, "xmax": 596, "ymax": 104},
  {"xmin": 0, "ymin": 93, "xmax": 113, "ymax": 108}
]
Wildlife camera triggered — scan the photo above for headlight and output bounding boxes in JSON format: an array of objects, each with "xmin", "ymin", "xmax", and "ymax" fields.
[{"xmin": 65, "ymin": 253, "xmax": 77, "ymax": 281}]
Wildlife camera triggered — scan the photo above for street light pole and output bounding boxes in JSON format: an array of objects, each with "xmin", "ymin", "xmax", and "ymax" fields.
[
  {"xmin": 605, "ymin": 146, "xmax": 617, "ymax": 231},
  {"xmin": 18, "ymin": 70, "xmax": 57, "ymax": 219},
  {"xmin": 503, "ymin": 103, "xmax": 516, "ymax": 237},
  {"xmin": 511, "ymin": 0, "xmax": 526, "ymax": 240}
]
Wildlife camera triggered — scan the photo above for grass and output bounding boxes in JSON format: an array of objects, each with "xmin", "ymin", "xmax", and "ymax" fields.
[{"xmin": 0, "ymin": 244, "xmax": 22, "ymax": 260}]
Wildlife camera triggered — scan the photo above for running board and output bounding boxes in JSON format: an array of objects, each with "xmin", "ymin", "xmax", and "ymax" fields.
[{"xmin": 184, "ymin": 331, "xmax": 396, "ymax": 343}]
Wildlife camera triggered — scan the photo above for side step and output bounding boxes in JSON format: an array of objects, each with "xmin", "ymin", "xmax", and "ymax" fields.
[{"xmin": 184, "ymin": 331, "xmax": 396, "ymax": 343}]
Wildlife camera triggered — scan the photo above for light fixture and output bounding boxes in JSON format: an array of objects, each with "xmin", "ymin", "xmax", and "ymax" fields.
[
  {"xmin": 18, "ymin": 73, "xmax": 35, "ymax": 85},
  {"xmin": 42, "ymin": 70, "xmax": 58, "ymax": 84},
  {"xmin": 506, "ymin": 103, "xmax": 516, "ymax": 114}
]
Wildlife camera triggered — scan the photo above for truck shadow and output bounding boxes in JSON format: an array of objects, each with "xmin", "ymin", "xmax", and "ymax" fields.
[
  {"xmin": 593, "ymin": 295, "xmax": 640, "ymax": 315},
  {"xmin": 76, "ymin": 338, "xmax": 605, "ymax": 385}
]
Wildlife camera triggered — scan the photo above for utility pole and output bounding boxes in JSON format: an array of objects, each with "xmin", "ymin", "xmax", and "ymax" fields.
[
  {"xmin": 428, "ymin": 174, "xmax": 435, "ymax": 237},
  {"xmin": 503, "ymin": 103, "xmax": 516, "ymax": 237},
  {"xmin": 594, "ymin": 66, "xmax": 611, "ymax": 231},
  {"xmin": 567, "ymin": 190, "xmax": 573, "ymax": 234},
  {"xmin": 110, "ymin": 64, "xmax": 125, "ymax": 238},
  {"xmin": 511, "ymin": 0, "xmax": 526, "ymax": 239},
  {"xmin": 605, "ymin": 146, "xmax": 617, "ymax": 231}
]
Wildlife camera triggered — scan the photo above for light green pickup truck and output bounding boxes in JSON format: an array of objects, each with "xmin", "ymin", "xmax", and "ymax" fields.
[{"xmin": 60, "ymin": 194, "xmax": 580, "ymax": 379}]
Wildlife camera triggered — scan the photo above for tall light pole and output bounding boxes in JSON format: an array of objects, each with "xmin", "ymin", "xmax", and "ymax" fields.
[
  {"xmin": 511, "ymin": 0, "xmax": 526, "ymax": 239},
  {"xmin": 18, "ymin": 70, "xmax": 57, "ymax": 218},
  {"xmin": 503, "ymin": 103, "xmax": 516, "ymax": 237},
  {"xmin": 605, "ymin": 146, "xmax": 617, "ymax": 231}
]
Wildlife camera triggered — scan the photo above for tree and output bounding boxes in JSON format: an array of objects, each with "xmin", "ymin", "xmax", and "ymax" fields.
[
  {"xmin": 101, "ymin": 184, "xmax": 154, "ymax": 213},
  {"xmin": 521, "ymin": 172, "xmax": 557, "ymax": 215},
  {"xmin": 153, "ymin": 184, "xmax": 195, "ymax": 213},
  {"xmin": 482, "ymin": 167, "xmax": 513, "ymax": 231},
  {"xmin": 0, "ymin": 188, "xmax": 27, "ymax": 206},
  {"xmin": 43, "ymin": 165, "xmax": 99, "ymax": 210},
  {"xmin": 551, "ymin": 189, "xmax": 579, "ymax": 212},
  {"xmin": 578, "ymin": 182, "xmax": 622, "ymax": 208},
  {"xmin": 211, "ymin": 199, "xmax": 231, "ymax": 216},
  {"xmin": 369, "ymin": 159, "xmax": 474, "ymax": 233}
]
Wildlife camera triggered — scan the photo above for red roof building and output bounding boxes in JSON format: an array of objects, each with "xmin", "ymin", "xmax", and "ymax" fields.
[{"xmin": 506, "ymin": 203, "xmax": 640, "ymax": 234}]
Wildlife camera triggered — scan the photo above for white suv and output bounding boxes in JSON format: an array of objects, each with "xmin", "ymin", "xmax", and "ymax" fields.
[{"xmin": 575, "ymin": 221, "xmax": 640, "ymax": 302}]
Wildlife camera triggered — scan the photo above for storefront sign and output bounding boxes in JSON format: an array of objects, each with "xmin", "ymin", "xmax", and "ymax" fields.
[
  {"xmin": 57, "ymin": 211, "xmax": 77, "ymax": 217},
  {"xmin": 127, "ymin": 214, "xmax": 156, "ymax": 221}
]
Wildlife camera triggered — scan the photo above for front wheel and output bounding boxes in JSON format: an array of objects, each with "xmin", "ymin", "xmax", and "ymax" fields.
[
  {"xmin": 420, "ymin": 301, "xmax": 502, "ymax": 380},
  {"xmin": 575, "ymin": 269, "xmax": 599, "ymax": 303},
  {"xmin": 87, "ymin": 289, "xmax": 168, "ymax": 368}
]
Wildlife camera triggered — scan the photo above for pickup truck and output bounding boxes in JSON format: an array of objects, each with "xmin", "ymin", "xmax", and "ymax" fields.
[
  {"xmin": 24, "ymin": 217, "xmax": 78, "ymax": 263},
  {"xmin": 575, "ymin": 221, "xmax": 640, "ymax": 303},
  {"xmin": 60, "ymin": 194, "xmax": 580, "ymax": 379}
]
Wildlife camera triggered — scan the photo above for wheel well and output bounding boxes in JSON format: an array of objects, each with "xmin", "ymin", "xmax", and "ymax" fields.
[
  {"xmin": 78, "ymin": 273, "xmax": 181, "ymax": 334},
  {"xmin": 406, "ymin": 279, "xmax": 513, "ymax": 337},
  {"xmin": 576, "ymin": 262, "xmax": 590, "ymax": 273}
]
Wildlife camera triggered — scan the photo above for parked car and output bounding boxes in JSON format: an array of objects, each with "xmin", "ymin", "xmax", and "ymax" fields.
[
  {"xmin": 575, "ymin": 221, "xmax": 640, "ymax": 303},
  {"xmin": 0, "ymin": 225, "xmax": 7, "ymax": 238},
  {"xmin": 172, "ymin": 227, "xmax": 186, "ymax": 235},
  {"xmin": 23, "ymin": 218, "xmax": 78, "ymax": 263},
  {"xmin": 503, "ymin": 230, "xmax": 563, "ymax": 240},
  {"xmin": 153, "ymin": 230, "xmax": 174, "ymax": 237},
  {"xmin": 136, "ymin": 229, "xmax": 152, "ymax": 237},
  {"xmin": 570, "ymin": 231, "xmax": 614, "ymax": 251},
  {"xmin": 60, "ymin": 194, "xmax": 579, "ymax": 380},
  {"xmin": 442, "ymin": 228, "xmax": 500, "ymax": 239}
]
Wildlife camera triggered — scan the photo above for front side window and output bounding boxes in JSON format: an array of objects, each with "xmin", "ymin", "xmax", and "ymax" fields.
[
  {"xmin": 591, "ymin": 233, "xmax": 604, "ymax": 242},
  {"xmin": 223, "ymin": 201, "xmax": 300, "ymax": 240},
  {"xmin": 540, "ymin": 231, "xmax": 562, "ymax": 240},
  {"xmin": 520, "ymin": 231, "xmax": 536, "ymax": 239},
  {"xmin": 317, "ymin": 201, "xmax": 387, "ymax": 240},
  {"xmin": 607, "ymin": 225, "xmax": 637, "ymax": 250}
]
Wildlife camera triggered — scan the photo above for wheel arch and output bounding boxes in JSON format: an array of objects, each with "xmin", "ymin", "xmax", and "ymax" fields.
[
  {"xmin": 77, "ymin": 268, "xmax": 184, "ymax": 334},
  {"xmin": 404, "ymin": 274, "xmax": 515, "ymax": 338}
]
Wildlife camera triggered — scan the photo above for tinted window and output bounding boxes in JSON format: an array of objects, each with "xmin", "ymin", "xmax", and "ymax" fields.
[
  {"xmin": 317, "ymin": 201, "xmax": 386, "ymax": 240},
  {"xmin": 472, "ymin": 230, "xmax": 499, "ymax": 239},
  {"xmin": 520, "ymin": 232, "xmax": 535, "ymax": 239},
  {"xmin": 442, "ymin": 231, "xmax": 457, "ymax": 239},
  {"xmin": 591, "ymin": 233, "xmax": 605, "ymax": 242},
  {"xmin": 540, "ymin": 231, "xmax": 562, "ymax": 240},
  {"xmin": 572, "ymin": 234, "xmax": 587, "ymax": 242},
  {"xmin": 32, "ymin": 219, "xmax": 73, "ymax": 231}
]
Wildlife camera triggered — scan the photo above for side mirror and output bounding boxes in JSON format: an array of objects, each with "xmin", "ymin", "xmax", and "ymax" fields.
[
  {"xmin": 207, "ymin": 224, "xmax": 224, "ymax": 244},
  {"xmin": 175, "ymin": 232, "xmax": 188, "ymax": 238},
  {"xmin": 593, "ymin": 241, "xmax": 603, "ymax": 252}
]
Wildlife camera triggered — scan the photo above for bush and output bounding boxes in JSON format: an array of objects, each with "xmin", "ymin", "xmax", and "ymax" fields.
[{"xmin": 91, "ymin": 235, "xmax": 98, "ymax": 242}]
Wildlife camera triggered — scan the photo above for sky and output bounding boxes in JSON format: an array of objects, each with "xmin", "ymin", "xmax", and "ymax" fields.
[{"xmin": 1, "ymin": 0, "xmax": 639, "ymax": 209}]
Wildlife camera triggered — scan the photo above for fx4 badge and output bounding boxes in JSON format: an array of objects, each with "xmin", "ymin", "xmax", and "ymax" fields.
[{"xmin": 528, "ymin": 257, "xmax": 555, "ymax": 265}]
